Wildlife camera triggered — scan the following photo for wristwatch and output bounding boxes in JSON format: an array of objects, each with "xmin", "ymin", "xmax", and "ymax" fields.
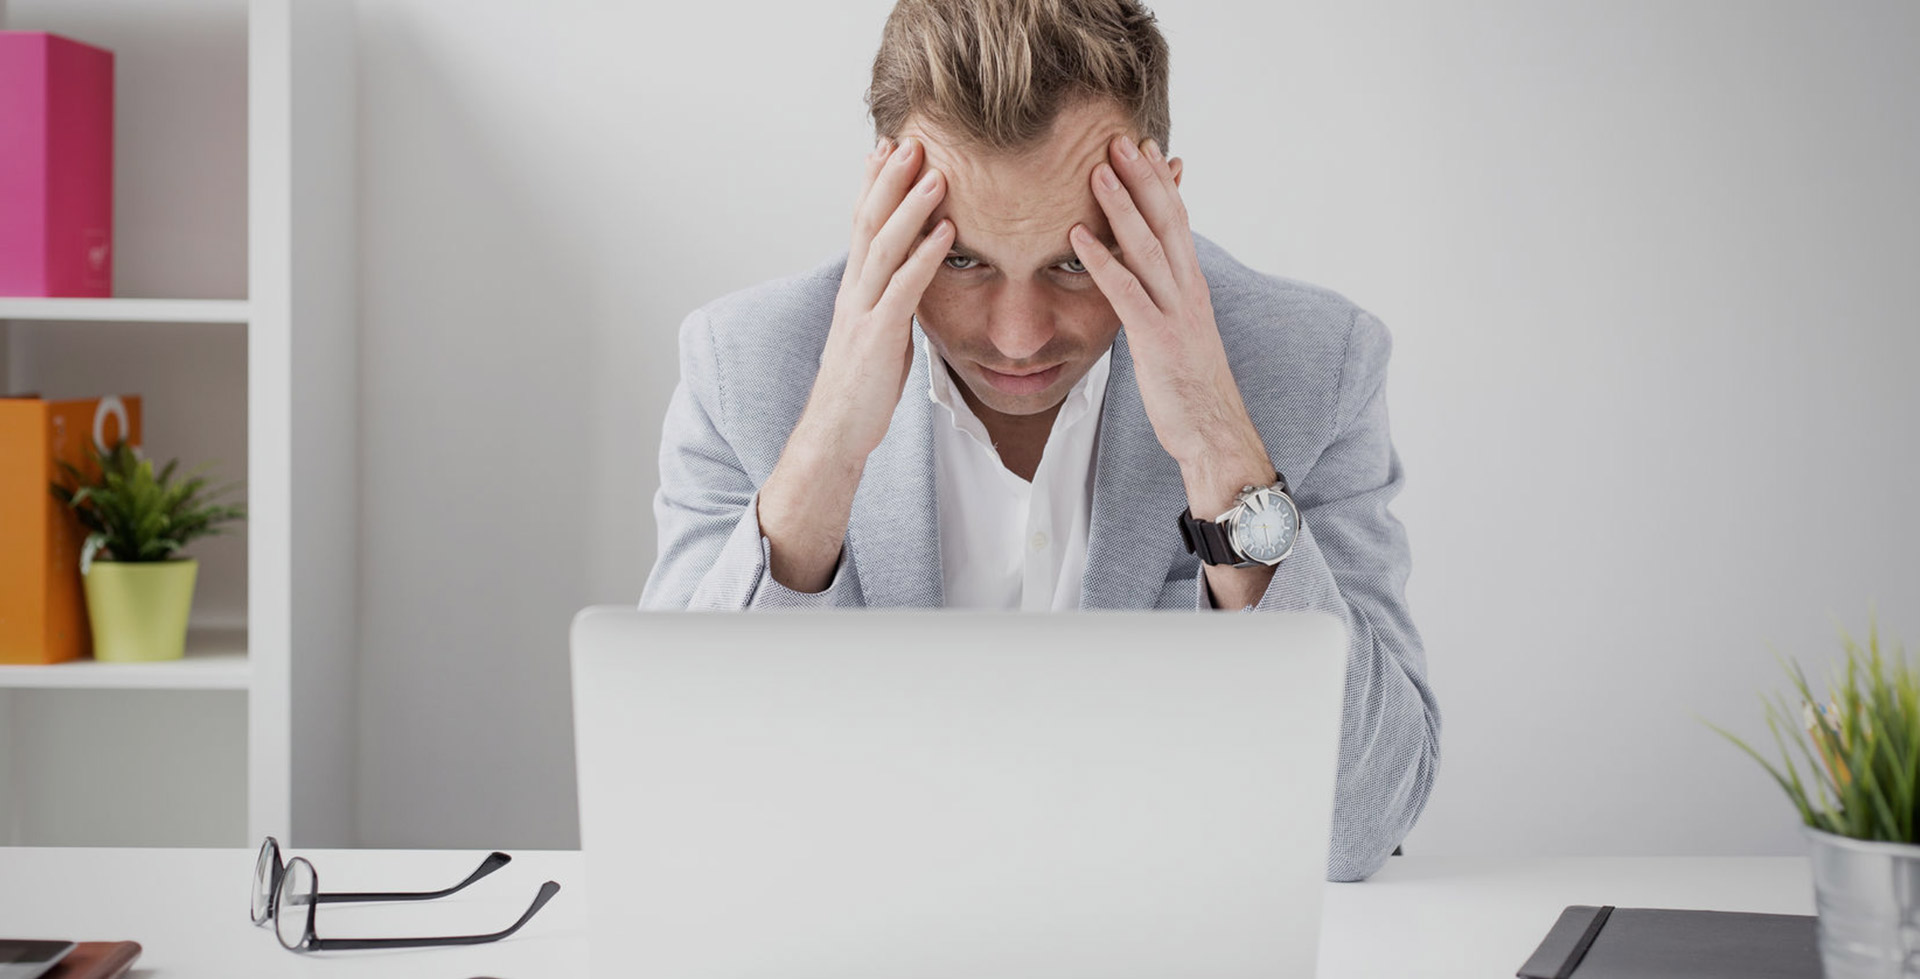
[{"xmin": 1176, "ymin": 470, "xmax": 1302, "ymax": 568}]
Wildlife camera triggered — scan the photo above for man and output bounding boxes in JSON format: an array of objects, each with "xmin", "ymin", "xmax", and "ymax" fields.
[{"xmin": 639, "ymin": 0, "xmax": 1439, "ymax": 883}]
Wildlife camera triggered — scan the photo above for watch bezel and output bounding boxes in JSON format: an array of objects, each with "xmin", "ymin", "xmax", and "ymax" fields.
[{"xmin": 1221, "ymin": 485, "xmax": 1300, "ymax": 568}]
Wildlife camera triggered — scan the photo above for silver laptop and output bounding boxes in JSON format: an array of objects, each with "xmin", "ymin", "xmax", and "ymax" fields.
[{"xmin": 569, "ymin": 607, "xmax": 1348, "ymax": 978}]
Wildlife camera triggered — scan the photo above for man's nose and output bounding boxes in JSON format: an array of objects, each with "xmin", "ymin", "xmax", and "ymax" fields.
[{"xmin": 985, "ymin": 282, "xmax": 1055, "ymax": 363}]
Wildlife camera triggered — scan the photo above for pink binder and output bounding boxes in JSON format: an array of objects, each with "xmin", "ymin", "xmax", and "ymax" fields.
[{"xmin": 0, "ymin": 31, "xmax": 115, "ymax": 298}]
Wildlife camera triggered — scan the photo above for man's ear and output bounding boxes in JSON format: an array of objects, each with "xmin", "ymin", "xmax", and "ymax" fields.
[{"xmin": 1170, "ymin": 157, "xmax": 1183, "ymax": 188}]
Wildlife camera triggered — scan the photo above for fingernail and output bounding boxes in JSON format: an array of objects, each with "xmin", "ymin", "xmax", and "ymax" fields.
[
  {"xmin": 873, "ymin": 136, "xmax": 889, "ymax": 158},
  {"xmin": 1097, "ymin": 163, "xmax": 1119, "ymax": 190},
  {"xmin": 1115, "ymin": 135, "xmax": 1140, "ymax": 161},
  {"xmin": 917, "ymin": 170, "xmax": 939, "ymax": 194},
  {"xmin": 1144, "ymin": 139, "xmax": 1163, "ymax": 162},
  {"xmin": 892, "ymin": 138, "xmax": 915, "ymax": 164}
]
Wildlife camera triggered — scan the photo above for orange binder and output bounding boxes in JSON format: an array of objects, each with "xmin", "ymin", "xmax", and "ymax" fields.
[{"xmin": 0, "ymin": 394, "xmax": 142, "ymax": 664}]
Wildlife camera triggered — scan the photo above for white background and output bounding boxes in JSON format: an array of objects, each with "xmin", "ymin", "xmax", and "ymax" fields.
[{"xmin": 7, "ymin": 0, "xmax": 1917, "ymax": 854}]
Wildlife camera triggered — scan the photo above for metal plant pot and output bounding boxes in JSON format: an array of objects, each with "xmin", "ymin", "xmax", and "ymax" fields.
[{"xmin": 1806, "ymin": 823, "xmax": 1920, "ymax": 978}]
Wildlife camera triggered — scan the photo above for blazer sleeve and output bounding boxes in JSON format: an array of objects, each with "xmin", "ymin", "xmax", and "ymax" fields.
[
  {"xmin": 1194, "ymin": 306, "xmax": 1442, "ymax": 883},
  {"xmin": 638, "ymin": 307, "xmax": 863, "ymax": 610}
]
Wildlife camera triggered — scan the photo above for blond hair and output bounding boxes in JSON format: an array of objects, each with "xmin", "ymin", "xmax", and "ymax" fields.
[{"xmin": 865, "ymin": 0, "xmax": 1171, "ymax": 155}]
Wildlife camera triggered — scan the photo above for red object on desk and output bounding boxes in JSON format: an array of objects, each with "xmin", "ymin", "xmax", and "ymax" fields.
[{"xmin": 42, "ymin": 941, "xmax": 141, "ymax": 979}]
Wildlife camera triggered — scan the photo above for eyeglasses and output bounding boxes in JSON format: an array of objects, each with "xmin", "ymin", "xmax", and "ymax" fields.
[{"xmin": 251, "ymin": 836, "xmax": 561, "ymax": 952}]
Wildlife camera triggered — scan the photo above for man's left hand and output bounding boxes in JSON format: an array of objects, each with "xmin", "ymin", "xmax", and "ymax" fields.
[
  {"xmin": 1071, "ymin": 134, "xmax": 1266, "ymax": 474},
  {"xmin": 1069, "ymin": 134, "xmax": 1283, "ymax": 609}
]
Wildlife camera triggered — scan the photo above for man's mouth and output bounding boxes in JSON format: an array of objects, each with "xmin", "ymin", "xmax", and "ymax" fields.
[{"xmin": 979, "ymin": 362, "xmax": 1064, "ymax": 394}]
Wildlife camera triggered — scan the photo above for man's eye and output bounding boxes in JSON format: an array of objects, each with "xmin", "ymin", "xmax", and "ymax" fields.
[{"xmin": 941, "ymin": 254, "xmax": 1088, "ymax": 275}]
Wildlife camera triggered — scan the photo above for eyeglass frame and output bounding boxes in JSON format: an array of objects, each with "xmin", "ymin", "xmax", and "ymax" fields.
[
  {"xmin": 252, "ymin": 836, "xmax": 513, "ymax": 925},
  {"xmin": 251, "ymin": 836, "xmax": 561, "ymax": 952}
]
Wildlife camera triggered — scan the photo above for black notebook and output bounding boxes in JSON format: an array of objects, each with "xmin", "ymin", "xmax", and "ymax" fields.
[{"xmin": 1516, "ymin": 905, "xmax": 1820, "ymax": 979}]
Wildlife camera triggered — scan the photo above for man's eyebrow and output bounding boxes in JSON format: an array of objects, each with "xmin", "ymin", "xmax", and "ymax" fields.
[{"xmin": 948, "ymin": 234, "xmax": 1118, "ymax": 268}]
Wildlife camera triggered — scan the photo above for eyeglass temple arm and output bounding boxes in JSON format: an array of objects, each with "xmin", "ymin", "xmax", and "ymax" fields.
[
  {"xmin": 311, "ymin": 880, "xmax": 561, "ymax": 951},
  {"xmin": 317, "ymin": 851, "xmax": 511, "ymax": 904}
]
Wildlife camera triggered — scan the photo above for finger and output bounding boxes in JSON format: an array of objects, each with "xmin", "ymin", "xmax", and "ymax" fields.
[
  {"xmin": 1070, "ymin": 222, "xmax": 1158, "ymax": 326},
  {"xmin": 851, "ymin": 166, "xmax": 946, "ymax": 312},
  {"xmin": 873, "ymin": 218, "xmax": 953, "ymax": 329},
  {"xmin": 1107, "ymin": 136, "xmax": 1201, "ymax": 291},
  {"xmin": 848, "ymin": 137, "xmax": 924, "ymax": 283},
  {"xmin": 849, "ymin": 136, "xmax": 893, "ymax": 231},
  {"xmin": 839, "ymin": 140, "xmax": 894, "ymax": 310},
  {"xmin": 1109, "ymin": 136, "xmax": 1181, "ymax": 238},
  {"xmin": 1089, "ymin": 159, "xmax": 1179, "ymax": 311},
  {"xmin": 846, "ymin": 137, "xmax": 899, "ymax": 281},
  {"xmin": 1136, "ymin": 138, "xmax": 1205, "ymax": 287}
]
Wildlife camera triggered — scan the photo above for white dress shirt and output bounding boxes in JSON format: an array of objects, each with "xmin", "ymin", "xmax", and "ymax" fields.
[{"xmin": 925, "ymin": 333, "xmax": 1113, "ymax": 610}]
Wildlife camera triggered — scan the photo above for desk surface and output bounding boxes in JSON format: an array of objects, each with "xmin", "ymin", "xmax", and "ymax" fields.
[{"xmin": 0, "ymin": 847, "xmax": 1816, "ymax": 977}]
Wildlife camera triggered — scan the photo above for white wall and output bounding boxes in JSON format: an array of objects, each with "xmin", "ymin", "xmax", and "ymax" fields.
[{"xmin": 353, "ymin": 0, "xmax": 1920, "ymax": 854}]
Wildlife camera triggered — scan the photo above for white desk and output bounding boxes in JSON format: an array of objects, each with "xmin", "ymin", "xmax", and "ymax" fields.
[{"xmin": 0, "ymin": 847, "xmax": 1817, "ymax": 977}]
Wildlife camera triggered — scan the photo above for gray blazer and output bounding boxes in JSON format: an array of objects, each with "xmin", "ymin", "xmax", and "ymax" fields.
[{"xmin": 639, "ymin": 231, "xmax": 1440, "ymax": 882}]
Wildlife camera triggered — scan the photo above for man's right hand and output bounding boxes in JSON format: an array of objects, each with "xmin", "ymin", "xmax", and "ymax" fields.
[
  {"xmin": 802, "ymin": 134, "xmax": 952, "ymax": 460},
  {"xmin": 754, "ymin": 136, "xmax": 952, "ymax": 594}
]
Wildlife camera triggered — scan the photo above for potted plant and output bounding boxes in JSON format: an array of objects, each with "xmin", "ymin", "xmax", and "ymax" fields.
[
  {"xmin": 48, "ymin": 438, "xmax": 246, "ymax": 662},
  {"xmin": 1703, "ymin": 610, "xmax": 1918, "ymax": 979}
]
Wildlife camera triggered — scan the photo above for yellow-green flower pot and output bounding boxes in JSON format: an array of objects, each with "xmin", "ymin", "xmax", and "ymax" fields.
[{"xmin": 82, "ymin": 558, "xmax": 198, "ymax": 662}]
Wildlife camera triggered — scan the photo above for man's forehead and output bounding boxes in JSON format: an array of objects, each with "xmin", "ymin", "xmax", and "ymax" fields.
[
  {"xmin": 903, "ymin": 99, "xmax": 1128, "ymax": 169},
  {"xmin": 902, "ymin": 103, "xmax": 1131, "ymax": 255}
]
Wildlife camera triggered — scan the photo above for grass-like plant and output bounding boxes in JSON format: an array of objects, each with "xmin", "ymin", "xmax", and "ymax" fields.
[
  {"xmin": 1700, "ymin": 610, "xmax": 1917, "ymax": 844},
  {"xmin": 48, "ymin": 438, "xmax": 247, "ymax": 575}
]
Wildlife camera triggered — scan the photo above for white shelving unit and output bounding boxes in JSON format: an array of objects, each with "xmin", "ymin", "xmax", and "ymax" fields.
[
  {"xmin": 0, "ymin": 629, "xmax": 250, "ymax": 691},
  {"xmin": 0, "ymin": 0, "xmax": 356, "ymax": 848},
  {"xmin": 0, "ymin": 298, "xmax": 251, "ymax": 324}
]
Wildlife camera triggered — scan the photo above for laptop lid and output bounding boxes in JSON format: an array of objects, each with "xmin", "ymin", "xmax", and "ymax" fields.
[{"xmin": 570, "ymin": 607, "xmax": 1348, "ymax": 978}]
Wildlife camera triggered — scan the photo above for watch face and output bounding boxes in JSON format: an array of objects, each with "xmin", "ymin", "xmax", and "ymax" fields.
[{"xmin": 1230, "ymin": 489, "xmax": 1298, "ymax": 565}]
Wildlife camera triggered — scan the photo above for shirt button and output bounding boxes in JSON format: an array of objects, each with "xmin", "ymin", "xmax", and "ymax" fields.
[{"xmin": 1030, "ymin": 531, "xmax": 1050, "ymax": 551}]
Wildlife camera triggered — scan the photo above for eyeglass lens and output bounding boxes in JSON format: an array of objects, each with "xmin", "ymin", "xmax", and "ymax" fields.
[
  {"xmin": 275, "ymin": 856, "xmax": 317, "ymax": 950},
  {"xmin": 251, "ymin": 837, "xmax": 281, "ymax": 924}
]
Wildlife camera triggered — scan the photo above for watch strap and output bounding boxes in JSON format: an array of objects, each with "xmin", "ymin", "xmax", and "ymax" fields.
[{"xmin": 1177, "ymin": 507, "xmax": 1239, "ymax": 565}]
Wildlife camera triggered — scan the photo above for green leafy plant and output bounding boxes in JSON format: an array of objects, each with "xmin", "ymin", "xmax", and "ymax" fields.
[
  {"xmin": 48, "ymin": 438, "xmax": 248, "ymax": 575},
  {"xmin": 1700, "ymin": 609, "xmax": 1918, "ymax": 844}
]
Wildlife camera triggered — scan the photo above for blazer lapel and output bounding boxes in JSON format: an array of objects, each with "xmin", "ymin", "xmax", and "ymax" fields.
[
  {"xmin": 1080, "ymin": 328, "xmax": 1190, "ymax": 609},
  {"xmin": 844, "ymin": 319, "xmax": 945, "ymax": 607}
]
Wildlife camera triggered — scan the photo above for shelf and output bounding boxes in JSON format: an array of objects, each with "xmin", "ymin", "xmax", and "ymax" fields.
[
  {"xmin": 0, "ymin": 627, "xmax": 251, "ymax": 691},
  {"xmin": 0, "ymin": 298, "xmax": 250, "ymax": 324}
]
